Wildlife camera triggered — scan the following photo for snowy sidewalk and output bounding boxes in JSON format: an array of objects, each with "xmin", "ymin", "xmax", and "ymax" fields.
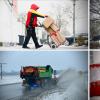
[
  {"xmin": 0, "ymin": 75, "xmax": 22, "ymax": 86},
  {"xmin": 0, "ymin": 44, "xmax": 88, "ymax": 51}
]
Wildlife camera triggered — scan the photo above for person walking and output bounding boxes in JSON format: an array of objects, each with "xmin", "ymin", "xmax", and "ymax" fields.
[{"xmin": 23, "ymin": 4, "xmax": 47, "ymax": 49}]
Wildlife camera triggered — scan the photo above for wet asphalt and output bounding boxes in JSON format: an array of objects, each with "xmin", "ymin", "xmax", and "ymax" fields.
[
  {"xmin": 0, "ymin": 83, "xmax": 27, "ymax": 100},
  {"xmin": 0, "ymin": 80, "xmax": 57, "ymax": 100}
]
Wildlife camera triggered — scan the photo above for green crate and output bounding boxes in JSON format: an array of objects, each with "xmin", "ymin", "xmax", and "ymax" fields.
[{"xmin": 38, "ymin": 65, "xmax": 53, "ymax": 78}]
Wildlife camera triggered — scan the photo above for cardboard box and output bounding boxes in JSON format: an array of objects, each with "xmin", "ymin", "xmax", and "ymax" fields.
[
  {"xmin": 50, "ymin": 24, "xmax": 59, "ymax": 31},
  {"xmin": 44, "ymin": 16, "xmax": 66, "ymax": 46},
  {"xmin": 43, "ymin": 16, "xmax": 54, "ymax": 28},
  {"xmin": 46, "ymin": 28, "xmax": 60, "ymax": 46},
  {"xmin": 46, "ymin": 28, "xmax": 65, "ymax": 46}
]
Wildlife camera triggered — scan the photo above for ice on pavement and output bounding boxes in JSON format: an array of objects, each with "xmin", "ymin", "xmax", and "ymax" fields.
[{"xmin": 37, "ymin": 69, "xmax": 88, "ymax": 100}]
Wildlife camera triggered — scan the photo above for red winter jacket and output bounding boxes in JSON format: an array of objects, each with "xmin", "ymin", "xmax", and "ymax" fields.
[{"xmin": 26, "ymin": 4, "xmax": 45, "ymax": 28}]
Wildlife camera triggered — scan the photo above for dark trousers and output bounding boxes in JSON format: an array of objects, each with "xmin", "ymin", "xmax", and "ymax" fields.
[{"xmin": 23, "ymin": 27, "xmax": 40, "ymax": 47}]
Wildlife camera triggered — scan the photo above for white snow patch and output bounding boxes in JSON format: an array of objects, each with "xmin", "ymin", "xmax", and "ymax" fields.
[
  {"xmin": 0, "ymin": 75, "xmax": 22, "ymax": 85},
  {"xmin": 0, "ymin": 44, "xmax": 87, "ymax": 51}
]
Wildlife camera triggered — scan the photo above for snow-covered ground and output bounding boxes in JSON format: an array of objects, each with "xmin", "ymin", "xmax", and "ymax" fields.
[
  {"xmin": 0, "ymin": 75, "xmax": 22, "ymax": 85},
  {"xmin": 0, "ymin": 44, "xmax": 88, "ymax": 51}
]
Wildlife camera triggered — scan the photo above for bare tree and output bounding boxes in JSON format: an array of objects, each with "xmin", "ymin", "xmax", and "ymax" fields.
[
  {"xmin": 55, "ymin": 5, "xmax": 63, "ymax": 30},
  {"xmin": 90, "ymin": 0, "xmax": 100, "ymax": 21},
  {"xmin": 51, "ymin": 2, "xmax": 72, "ymax": 36},
  {"xmin": 90, "ymin": 0, "xmax": 100, "ymax": 38}
]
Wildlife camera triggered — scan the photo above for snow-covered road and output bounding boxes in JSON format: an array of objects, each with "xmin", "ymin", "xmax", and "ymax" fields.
[{"xmin": 0, "ymin": 75, "xmax": 22, "ymax": 86}]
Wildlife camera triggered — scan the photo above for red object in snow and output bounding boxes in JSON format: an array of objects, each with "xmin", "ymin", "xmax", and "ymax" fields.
[{"xmin": 90, "ymin": 64, "xmax": 100, "ymax": 97}]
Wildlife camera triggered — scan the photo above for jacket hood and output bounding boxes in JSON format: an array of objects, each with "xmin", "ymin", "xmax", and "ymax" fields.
[{"xmin": 30, "ymin": 4, "xmax": 39, "ymax": 10}]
